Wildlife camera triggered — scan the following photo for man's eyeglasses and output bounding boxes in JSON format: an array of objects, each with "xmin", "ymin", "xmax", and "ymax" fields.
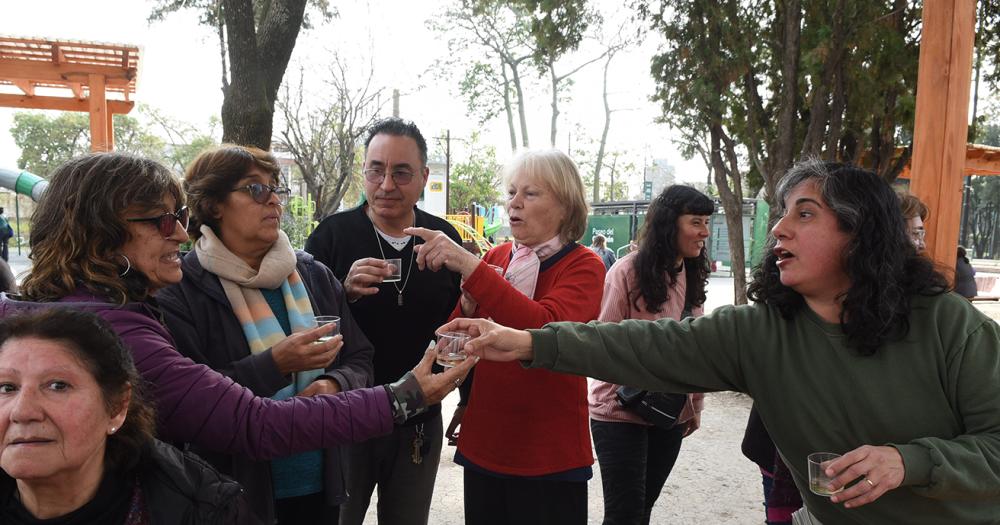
[
  {"xmin": 363, "ymin": 167, "xmax": 415, "ymax": 186},
  {"xmin": 126, "ymin": 206, "xmax": 190, "ymax": 237},
  {"xmin": 232, "ymin": 183, "xmax": 290, "ymax": 204}
]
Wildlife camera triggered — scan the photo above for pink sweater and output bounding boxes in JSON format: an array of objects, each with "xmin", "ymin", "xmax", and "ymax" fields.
[{"xmin": 587, "ymin": 251, "xmax": 705, "ymax": 425}]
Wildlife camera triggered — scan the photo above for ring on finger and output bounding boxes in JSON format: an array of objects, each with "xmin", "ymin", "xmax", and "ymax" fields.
[
  {"xmin": 865, "ymin": 478, "xmax": 875, "ymax": 488},
  {"xmin": 454, "ymin": 378, "xmax": 461, "ymax": 388}
]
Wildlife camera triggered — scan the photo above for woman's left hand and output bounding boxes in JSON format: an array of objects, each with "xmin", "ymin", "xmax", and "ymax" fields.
[
  {"xmin": 406, "ymin": 227, "xmax": 480, "ymax": 279},
  {"xmin": 297, "ymin": 378, "xmax": 342, "ymax": 397},
  {"xmin": 827, "ymin": 445, "xmax": 905, "ymax": 508},
  {"xmin": 682, "ymin": 412, "xmax": 701, "ymax": 437}
]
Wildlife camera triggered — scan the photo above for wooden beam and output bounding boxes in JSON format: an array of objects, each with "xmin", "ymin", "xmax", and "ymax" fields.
[
  {"xmin": 909, "ymin": 0, "xmax": 976, "ymax": 277},
  {"xmin": 0, "ymin": 59, "xmax": 135, "ymax": 86},
  {"xmin": 68, "ymin": 82, "xmax": 83, "ymax": 99},
  {"xmin": 88, "ymin": 74, "xmax": 110, "ymax": 152},
  {"xmin": 12, "ymin": 80, "xmax": 34, "ymax": 96},
  {"xmin": 106, "ymin": 113, "xmax": 115, "ymax": 151},
  {"xmin": 51, "ymin": 44, "xmax": 66, "ymax": 64},
  {"xmin": 964, "ymin": 155, "xmax": 1000, "ymax": 176},
  {"xmin": 0, "ymin": 94, "xmax": 134, "ymax": 114}
]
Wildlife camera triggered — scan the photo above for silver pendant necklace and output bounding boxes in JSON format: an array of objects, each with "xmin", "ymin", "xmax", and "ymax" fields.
[{"xmin": 369, "ymin": 209, "xmax": 416, "ymax": 306}]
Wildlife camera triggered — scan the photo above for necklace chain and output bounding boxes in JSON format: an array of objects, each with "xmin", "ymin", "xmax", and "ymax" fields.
[{"xmin": 369, "ymin": 208, "xmax": 416, "ymax": 305}]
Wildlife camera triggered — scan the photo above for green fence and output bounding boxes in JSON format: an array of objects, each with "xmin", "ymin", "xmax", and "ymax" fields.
[{"xmin": 585, "ymin": 198, "xmax": 770, "ymax": 269}]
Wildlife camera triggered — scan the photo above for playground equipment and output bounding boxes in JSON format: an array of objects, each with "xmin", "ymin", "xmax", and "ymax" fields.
[
  {"xmin": 445, "ymin": 204, "xmax": 504, "ymax": 256},
  {"xmin": 0, "ymin": 168, "xmax": 48, "ymax": 201}
]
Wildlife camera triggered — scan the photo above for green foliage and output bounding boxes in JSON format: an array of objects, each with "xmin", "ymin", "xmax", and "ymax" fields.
[
  {"xmin": 490, "ymin": 0, "xmax": 599, "ymax": 62},
  {"xmin": 281, "ymin": 195, "xmax": 319, "ymax": 249},
  {"xmin": 10, "ymin": 112, "xmax": 168, "ymax": 176},
  {"xmin": 447, "ymin": 133, "xmax": 502, "ymax": 213}
]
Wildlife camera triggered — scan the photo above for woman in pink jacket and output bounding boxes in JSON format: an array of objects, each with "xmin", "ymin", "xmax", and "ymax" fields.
[{"xmin": 588, "ymin": 185, "xmax": 713, "ymax": 525}]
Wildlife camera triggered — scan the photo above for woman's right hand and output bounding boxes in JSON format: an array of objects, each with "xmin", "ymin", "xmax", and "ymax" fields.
[
  {"xmin": 271, "ymin": 324, "xmax": 342, "ymax": 375},
  {"xmin": 344, "ymin": 257, "xmax": 393, "ymax": 302},
  {"xmin": 436, "ymin": 318, "xmax": 534, "ymax": 363}
]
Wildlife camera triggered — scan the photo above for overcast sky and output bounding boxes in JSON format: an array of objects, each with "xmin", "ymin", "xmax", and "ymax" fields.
[{"xmin": 0, "ymin": 0, "xmax": 710, "ymax": 192}]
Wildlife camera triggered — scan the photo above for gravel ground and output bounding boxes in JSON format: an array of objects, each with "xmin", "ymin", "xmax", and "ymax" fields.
[{"xmin": 362, "ymin": 390, "xmax": 761, "ymax": 524}]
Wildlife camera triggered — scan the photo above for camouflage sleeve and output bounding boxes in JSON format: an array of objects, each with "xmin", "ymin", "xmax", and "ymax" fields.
[{"xmin": 384, "ymin": 371, "xmax": 427, "ymax": 424}]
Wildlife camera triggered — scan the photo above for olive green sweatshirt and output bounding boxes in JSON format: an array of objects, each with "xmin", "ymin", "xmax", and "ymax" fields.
[{"xmin": 530, "ymin": 292, "xmax": 1000, "ymax": 524}]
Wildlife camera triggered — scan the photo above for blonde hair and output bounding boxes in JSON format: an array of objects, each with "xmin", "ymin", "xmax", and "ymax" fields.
[{"xmin": 503, "ymin": 149, "xmax": 589, "ymax": 243}]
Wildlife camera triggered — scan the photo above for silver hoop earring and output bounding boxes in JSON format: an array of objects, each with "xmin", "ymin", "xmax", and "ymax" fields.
[{"xmin": 118, "ymin": 254, "xmax": 132, "ymax": 277}]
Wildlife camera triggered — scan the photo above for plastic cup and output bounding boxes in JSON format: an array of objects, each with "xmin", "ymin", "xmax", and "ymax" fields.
[
  {"xmin": 385, "ymin": 258, "xmax": 402, "ymax": 282},
  {"xmin": 313, "ymin": 315, "xmax": 340, "ymax": 343},
  {"xmin": 808, "ymin": 452, "xmax": 843, "ymax": 497},
  {"xmin": 435, "ymin": 331, "xmax": 470, "ymax": 368}
]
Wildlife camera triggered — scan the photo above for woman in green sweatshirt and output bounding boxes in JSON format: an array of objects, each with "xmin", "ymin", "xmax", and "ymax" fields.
[{"xmin": 441, "ymin": 159, "xmax": 1000, "ymax": 525}]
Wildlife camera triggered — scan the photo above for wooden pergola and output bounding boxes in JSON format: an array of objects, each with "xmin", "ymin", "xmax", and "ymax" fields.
[
  {"xmin": 909, "ymin": 1, "xmax": 987, "ymax": 276},
  {"xmin": 0, "ymin": 35, "xmax": 139, "ymax": 152}
]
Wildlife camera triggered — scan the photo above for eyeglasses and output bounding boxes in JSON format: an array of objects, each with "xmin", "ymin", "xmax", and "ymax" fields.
[
  {"xmin": 126, "ymin": 206, "xmax": 190, "ymax": 237},
  {"xmin": 363, "ymin": 167, "xmax": 415, "ymax": 186},
  {"xmin": 232, "ymin": 183, "xmax": 290, "ymax": 204},
  {"xmin": 909, "ymin": 229, "xmax": 926, "ymax": 242}
]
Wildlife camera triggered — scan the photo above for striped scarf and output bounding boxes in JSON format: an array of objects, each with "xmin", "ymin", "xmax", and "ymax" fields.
[{"xmin": 194, "ymin": 225, "xmax": 315, "ymax": 354}]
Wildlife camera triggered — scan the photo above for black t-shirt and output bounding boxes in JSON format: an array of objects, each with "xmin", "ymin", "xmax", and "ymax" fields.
[
  {"xmin": 1, "ymin": 471, "xmax": 131, "ymax": 525},
  {"xmin": 305, "ymin": 205, "xmax": 462, "ymax": 423}
]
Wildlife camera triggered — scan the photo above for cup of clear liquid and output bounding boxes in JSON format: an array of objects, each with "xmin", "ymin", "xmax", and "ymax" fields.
[
  {"xmin": 385, "ymin": 258, "xmax": 402, "ymax": 283},
  {"xmin": 808, "ymin": 452, "xmax": 843, "ymax": 497},
  {"xmin": 435, "ymin": 331, "xmax": 470, "ymax": 368},
  {"xmin": 313, "ymin": 315, "xmax": 340, "ymax": 343}
]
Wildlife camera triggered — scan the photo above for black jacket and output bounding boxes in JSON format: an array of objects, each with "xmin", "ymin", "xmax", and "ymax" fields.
[
  {"xmin": 156, "ymin": 250, "xmax": 375, "ymax": 522},
  {"xmin": 1, "ymin": 440, "xmax": 245, "ymax": 525}
]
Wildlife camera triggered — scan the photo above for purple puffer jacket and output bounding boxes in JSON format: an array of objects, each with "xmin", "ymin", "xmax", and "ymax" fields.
[{"xmin": 0, "ymin": 291, "xmax": 394, "ymax": 460}]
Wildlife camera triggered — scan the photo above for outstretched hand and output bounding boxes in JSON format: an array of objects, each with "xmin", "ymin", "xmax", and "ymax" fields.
[
  {"xmin": 827, "ymin": 445, "xmax": 905, "ymax": 508},
  {"xmin": 411, "ymin": 348, "xmax": 477, "ymax": 406},
  {"xmin": 435, "ymin": 318, "xmax": 534, "ymax": 363}
]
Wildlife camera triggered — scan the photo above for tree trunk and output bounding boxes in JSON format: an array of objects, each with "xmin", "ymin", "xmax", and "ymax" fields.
[
  {"xmin": 771, "ymin": 0, "xmax": 802, "ymax": 200},
  {"xmin": 710, "ymin": 123, "xmax": 748, "ymax": 305},
  {"xmin": 509, "ymin": 59, "xmax": 530, "ymax": 148},
  {"xmin": 548, "ymin": 58, "xmax": 559, "ymax": 147},
  {"xmin": 220, "ymin": 0, "xmax": 307, "ymax": 149},
  {"xmin": 500, "ymin": 60, "xmax": 518, "ymax": 152},
  {"xmin": 594, "ymin": 54, "xmax": 613, "ymax": 204}
]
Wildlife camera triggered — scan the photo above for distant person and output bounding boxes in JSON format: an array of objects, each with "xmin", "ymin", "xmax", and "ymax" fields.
[
  {"xmin": 305, "ymin": 118, "xmax": 464, "ymax": 525},
  {"xmin": 405, "ymin": 148, "xmax": 603, "ymax": 525},
  {"xmin": 0, "ymin": 259, "xmax": 14, "ymax": 295},
  {"xmin": 0, "ymin": 308, "xmax": 245, "ymax": 523},
  {"xmin": 588, "ymin": 185, "xmax": 711, "ymax": 525},
  {"xmin": 445, "ymin": 160, "xmax": 1000, "ymax": 524},
  {"xmin": 0, "ymin": 207, "xmax": 11, "ymax": 262},
  {"xmin": 955, "ymin": 246, "xmax": 977, "ymax": 300},
  {"xmin": 590, "ymin": 234, "xmax": 617, "ymax": 270},
  {"xmin": 898, "ymin": 192, "xmax": 928, "ymax": 253}
]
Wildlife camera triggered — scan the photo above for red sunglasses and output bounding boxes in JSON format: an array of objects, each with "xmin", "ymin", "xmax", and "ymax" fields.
[{"xmin": 126, "ymin": 206, "xmax": 190, "ymax": 237}]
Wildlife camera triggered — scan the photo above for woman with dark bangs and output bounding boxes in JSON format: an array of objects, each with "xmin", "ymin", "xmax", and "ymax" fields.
[
  {"xmin": 443, "ymin": 160, "xmax": 1000, "ymax": 524},
  {"xmin": 588, "ymin": 185, "xmax": 712, "ymax": 525}
]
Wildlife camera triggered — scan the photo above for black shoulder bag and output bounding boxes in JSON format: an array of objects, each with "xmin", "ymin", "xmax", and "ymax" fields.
[{"xmin": 614, "ymin": 302, "xmax": 693, "ymax": 430}]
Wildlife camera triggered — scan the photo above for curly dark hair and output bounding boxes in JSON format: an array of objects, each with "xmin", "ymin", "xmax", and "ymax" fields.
[
  {"xmin": 183, "ymin": 144, "xmax": 282, "ymax": 240},
  {"xmin": 21, "ymin": 153, "xmax": 183, "ymax": 304},
  {"xmin": 0, "ymin": 309, "xmax": 156, "ymax": 472},
  {"xmin": 632, "ymin": 185, "xmax": 714, "ymax": 314},
  {"xmin": 747, "ymin": 160, "xmax": 948, "ymax": 355}
]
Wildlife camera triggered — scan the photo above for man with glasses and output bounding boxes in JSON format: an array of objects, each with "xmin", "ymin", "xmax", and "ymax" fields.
[{"xmin": 306, "ymin": 118, "xmax": 463, "ymax": 525}]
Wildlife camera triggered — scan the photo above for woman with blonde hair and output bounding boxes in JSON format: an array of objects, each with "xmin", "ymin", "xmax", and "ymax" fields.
[{"xmin": 407, "ymin": 149, "xmax": 604, "ymax": 524}]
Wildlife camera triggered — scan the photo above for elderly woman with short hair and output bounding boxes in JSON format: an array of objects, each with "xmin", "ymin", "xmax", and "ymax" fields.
[
  {"xmin": 408, "ymin": 149, "xmax": 604, "ymax": 525},
  {"xmin": 0, "ymin": 308, "xmax": 244, "ymax": 523},
  {"xmin": 157, "ymin": 145, "xmax": 375, "ymax": 523}
]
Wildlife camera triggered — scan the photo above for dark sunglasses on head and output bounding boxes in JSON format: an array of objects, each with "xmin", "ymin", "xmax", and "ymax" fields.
[
  {"xmin": 232, "ymin": 183, "xmax": 290, "ymax": 204},
  {"xmin": 126, "ymin": 206, "xmax": 190, "ymax": 237}
]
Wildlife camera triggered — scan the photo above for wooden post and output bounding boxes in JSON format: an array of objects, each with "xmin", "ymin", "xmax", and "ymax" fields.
[
  {"xmin": 909, "ymin": 0, "xmax": 976, "ymax": 276},
  {"xmin": 88, "ymin": 74, "xmax": 110, "ymax": 152}
]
